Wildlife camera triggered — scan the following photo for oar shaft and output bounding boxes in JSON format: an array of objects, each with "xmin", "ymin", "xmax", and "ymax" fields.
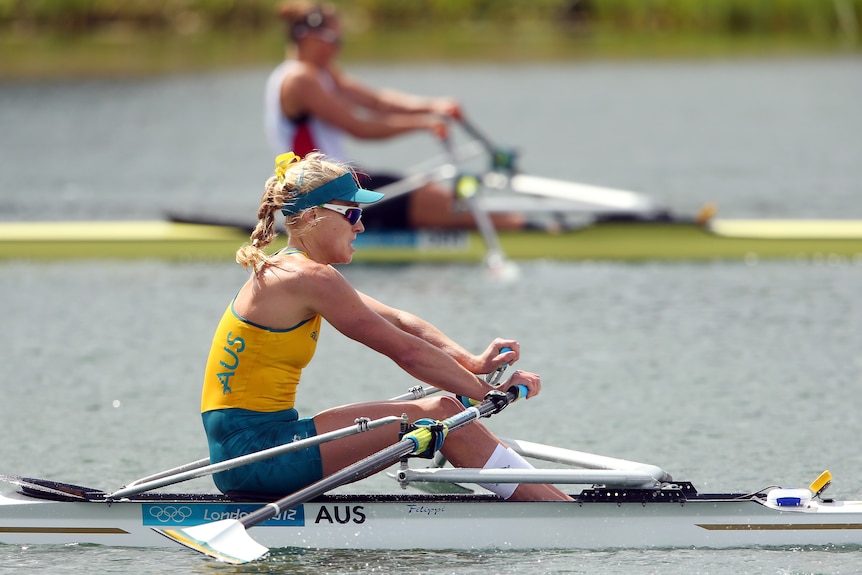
[
  {"xmin": 459, "ymin": 117, "xmax": 497, "ymax": 154},
  {"xmin": 388, "ymin": 385, "xmax": 441, "ymax": 401},
  {"xmin": 125, "ymin": 385, "xmax": 442, "ymax": 497},
  {"xmin": 373, "ymin": 141, "xmax": 485, "ymax": 200},
  {"xmin": 110, "ymin": 416, "xmax": 400, "ymax": 499},
  {"xmin": 240, "ymin": 440, "xmax": 415, "ymax": 528},
  {"xmin": 372, "ymin": 165, "xmax": 453, "ymax": 201},
  {"xmin": 119, "ymin": 388, "xmax": 440, "ymax": 498},
  {"xmin": 239, "ymin": 388, "xmax": 521, "ymax": 530},
  {"xmin": 441, "ymin": 136, "xmax": 507, "ymax": 269},
  {"xmin": 125, "ymin": 457, "xmax": 211, "ymax": 489}
]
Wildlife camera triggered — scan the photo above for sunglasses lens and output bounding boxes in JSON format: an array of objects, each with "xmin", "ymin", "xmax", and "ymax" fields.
[
  {"xmin": 319, "ymin": 204, "xmax": 362, "ymax": 224},
  {"xmin": 346, "ymin": 208, "xmax": 362, "ymax": 224}
]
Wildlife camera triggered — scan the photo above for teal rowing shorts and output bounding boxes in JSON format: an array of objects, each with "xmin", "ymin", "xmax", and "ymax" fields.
[{"xmin": 201, "ymin": 408, "xmax": 323, "ymax": 497}]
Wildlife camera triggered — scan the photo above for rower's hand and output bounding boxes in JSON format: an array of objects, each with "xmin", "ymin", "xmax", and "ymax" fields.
[
  {"xmin": 505, "ymin": 370, "xmax": 541, "ymax": 400},
  {"xmin": 430, "ymin": 98, "xmax": 462, "ymax": 121},
  {"xmin": 426, "ymin": 115, "xmax": 450, "ymax": 140},
  {"xmin": 474, "ymin": 339, "xmax": 519, "ymax": 374}
]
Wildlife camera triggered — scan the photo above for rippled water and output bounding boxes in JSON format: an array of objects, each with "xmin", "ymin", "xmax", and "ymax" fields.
[
  {"xmin": 1, "ymin": 57, "xmax": 860, "ymax": 222},
  {"xmin": 2, "ymin": 57, "xmax": 862, "ymax": 573}
]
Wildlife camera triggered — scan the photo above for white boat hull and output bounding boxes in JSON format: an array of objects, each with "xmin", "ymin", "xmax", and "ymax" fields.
[{"xmin": 3, "ymin": 487, "xmax": 862, "ymax": 550}]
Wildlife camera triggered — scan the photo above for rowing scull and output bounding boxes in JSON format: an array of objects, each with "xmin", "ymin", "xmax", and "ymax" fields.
[{"xmin": 3, "ymin": 463, "xmax": 861, "ymax": 551}]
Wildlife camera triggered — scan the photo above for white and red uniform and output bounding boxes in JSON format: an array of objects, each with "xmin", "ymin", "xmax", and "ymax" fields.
[{"xmin": 264, "ymin": 60, "xmax": 346, "ymax": 159}]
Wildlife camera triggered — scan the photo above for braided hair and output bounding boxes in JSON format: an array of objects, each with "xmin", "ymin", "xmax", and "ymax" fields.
[{"xmin": 236, "ymin": 152, "xmax": 351, "ymax": 274}]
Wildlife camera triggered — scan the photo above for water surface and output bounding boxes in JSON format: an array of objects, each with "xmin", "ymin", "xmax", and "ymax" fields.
[{"xmin": 1, "ymin": 57, "xmax": 861, "ymax": 574}]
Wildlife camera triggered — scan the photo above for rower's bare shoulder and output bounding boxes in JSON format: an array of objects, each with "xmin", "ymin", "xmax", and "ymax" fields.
[
  {"xmin": 267, "ymin": 257, "xmax": 343, "ymax": 289},
  {"xmin": 283, "ymin": 61, "xmax": 323, "ymax": 88}
]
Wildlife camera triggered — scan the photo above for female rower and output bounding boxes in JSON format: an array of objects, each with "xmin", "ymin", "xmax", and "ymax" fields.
[
  {"xmin": 264, "ymin": 1, "xmax": 525, "ymax": 230},
  {"xmin": 200, "ymin": 152, "xmax": 570, "ymax": 502}
]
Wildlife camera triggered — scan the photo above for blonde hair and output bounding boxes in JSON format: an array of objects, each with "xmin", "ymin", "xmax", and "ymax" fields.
[{"xmin": 236, "ymin": 152, "xmax": 352, "ymax": 274}]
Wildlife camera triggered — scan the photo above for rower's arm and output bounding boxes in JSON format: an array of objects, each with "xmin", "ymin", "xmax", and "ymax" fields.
[
  {"xmin": 357, "ymin": 291, "xmax": 517, "ymax": 375},
  {"xmin": 304, "ymin": 279, "xmax": 492, "ymax": 400},
  {"xmin": 287, "ymin": 64, "xmax": 436, "ymax": 140},
  {"xmin": 334, "ymin": 69, "xmax": 452, "ymax": 116}
]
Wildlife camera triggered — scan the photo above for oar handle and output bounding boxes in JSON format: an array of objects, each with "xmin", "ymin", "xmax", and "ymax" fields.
[
  {"xmin": 485, "ymin": 346, "xmax": 514, "ymax": 386},
  {"xmin": 460, "ymin": 347, "xmax": 517, "ymax": 408},
  {"xmin": 510, "ymin": 384, "xmax": 529, "ymax": 401}
]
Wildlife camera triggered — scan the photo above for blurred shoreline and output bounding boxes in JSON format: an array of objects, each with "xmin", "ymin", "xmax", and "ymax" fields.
[
  {"xmin": 2, "ymin": 26, "xmax": 859, "ymax": 81},
  {"xmin": 3, "ymin": 0, "xmax": 862, "ymax": 82}
]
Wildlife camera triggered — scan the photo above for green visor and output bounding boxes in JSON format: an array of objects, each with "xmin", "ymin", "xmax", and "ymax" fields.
[{"xmin": 281, "ymin": 173, "xmax": 384, "ymax": 216}]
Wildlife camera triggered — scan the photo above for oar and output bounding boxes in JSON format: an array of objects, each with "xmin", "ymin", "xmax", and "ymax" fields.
[
  {"xmin": 441, "ymin": 134, "xmax": 510, "ymax": 272},
  {"xmin": 166, "ymin": 141, "xmax": 485, "ymax": 229},
  {"xmin": 108, "ymin": 416, "xmax": 400, "ymax": 499},
  {"xmin": 369, "ymin": 163, "xmax": 456, "ymax": 203},
  {"xmin": 387, "ymin": 384, "xmax": 441, "ymax": 401},
  {"xmin": 458, "ymin": 117, "xmax": 519, "ymax": 173},
  {"xmin": 458, "ymin": 117, "xmax": 657, "ymax": 214},
  {"xmin": 116, "ymin": 388, "xmax": 443, "ymax": 498},
  {"xmin": 387, "ymin": 347, "xmax": 513, "ymax": 495},
  {"xmin": 153, "ymin": 386, "xmax": 527, "ymax": 564},
  {"xmin": 485, "ymin": 346, "xmax": 513, "ymax": 387},
  {"xmin": 406, "ymin": 346, "xmax": 514, "ymax": 494}
]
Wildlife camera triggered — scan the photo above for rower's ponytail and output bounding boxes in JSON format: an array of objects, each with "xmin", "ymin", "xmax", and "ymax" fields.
[
  {"xmin": 236, "ymin": 151, "xmax": 352, "ymax": 275},
  {"xmin": 235, "ymin": 176, "xmax": 288, "ymax": 274}
]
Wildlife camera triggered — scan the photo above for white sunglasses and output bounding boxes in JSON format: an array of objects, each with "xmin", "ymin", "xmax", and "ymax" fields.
[{"xmin": 318, "ymin": 203, "xmax": 363, "ymax": 225}]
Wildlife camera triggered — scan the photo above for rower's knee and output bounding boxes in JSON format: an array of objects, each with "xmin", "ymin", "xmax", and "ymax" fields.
[{"xmin": 430, "ymin": 395, "xmax": 465, "ymax": 417}]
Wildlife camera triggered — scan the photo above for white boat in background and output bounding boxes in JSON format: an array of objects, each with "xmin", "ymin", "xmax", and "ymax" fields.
[{"xmin": 3, "ymin": 120, "xmax": 858, "ymax": 266}]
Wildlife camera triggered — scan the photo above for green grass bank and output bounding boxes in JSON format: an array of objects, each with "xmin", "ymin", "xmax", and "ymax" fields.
[{"xmin": 1, "ymin": 0, "xmax": 860, "ymax": 79}]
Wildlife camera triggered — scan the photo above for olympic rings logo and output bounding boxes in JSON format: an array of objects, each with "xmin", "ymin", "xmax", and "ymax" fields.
[{"xmin": 148, "ymin": 505, "xmax": 193, "ymax": 523}]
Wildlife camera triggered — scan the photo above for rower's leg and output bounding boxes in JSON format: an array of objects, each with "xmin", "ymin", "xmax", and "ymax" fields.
[
  {"xmin": 439, "ymin": 416, "xmax": 572, "ymax": 502},
  {"xmin": 313, "ymin": 396, "xmax": 458, "ymax": 476},
  {"xmin": 313, "ymin": 396, "xmax": 571, "ymax": 502},
  {"xmin": 408, "ymin": 182, "xmax": 526, "ymax": 230}
]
